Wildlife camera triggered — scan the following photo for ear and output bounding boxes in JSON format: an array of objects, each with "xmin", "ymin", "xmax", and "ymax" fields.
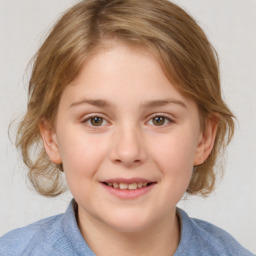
[
  {"xmin": 39, "ymin": 120, "xmax": 62, "ymax": 164},
  {"xmin": 194, "ymin": 115, "xmax": 218, "ymax": 166}
]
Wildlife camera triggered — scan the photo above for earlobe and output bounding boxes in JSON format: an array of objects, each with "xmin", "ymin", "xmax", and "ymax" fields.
[
  {"xmin": 194, "ymin": 116, "xmax": 218, "ymax": 166},
  {"xmin": 39, "ymin": 120, "xmax": 62, "ymax": 164}
]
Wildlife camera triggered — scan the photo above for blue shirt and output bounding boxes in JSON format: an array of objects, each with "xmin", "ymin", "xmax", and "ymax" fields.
[{"xmin": 0, "ymin": 200, "xmax": 254, "ymax": 255}]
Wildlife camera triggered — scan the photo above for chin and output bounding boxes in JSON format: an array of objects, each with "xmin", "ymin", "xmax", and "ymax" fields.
[{"xmin": 103, "ymin": 210, "xmax": 154, "ymax": 233}]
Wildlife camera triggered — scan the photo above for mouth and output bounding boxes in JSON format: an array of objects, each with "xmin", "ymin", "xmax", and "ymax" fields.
[
  {"xmin": 101, "ymin": 179, "xmax": 157, "ymax": 199},
  {"xmin": 102, "ymin": 181, "xmax": 156, "ymax": 190}
]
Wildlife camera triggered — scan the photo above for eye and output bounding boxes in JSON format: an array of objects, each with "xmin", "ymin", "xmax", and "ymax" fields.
[
  {"xmin": 83, "ymin": 116, "xmax": 108, "ymax": 127},
  {"xmin": 147, "ymin": 115, "xmax": 172, "ymax": 126},
  {"xmin": 90, "ymin": 116, "xmax": 104, "ymax": 126}
]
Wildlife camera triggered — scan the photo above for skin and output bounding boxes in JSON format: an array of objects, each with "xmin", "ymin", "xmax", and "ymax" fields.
[{"xmin": 41, "ymin": 42, "xmax": 217, "ymax": 255}]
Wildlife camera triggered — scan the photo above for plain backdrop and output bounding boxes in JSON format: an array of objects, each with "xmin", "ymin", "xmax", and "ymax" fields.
[{"xmin": 0, "ymin": 0, "xmax": 255, "ymax": 253}]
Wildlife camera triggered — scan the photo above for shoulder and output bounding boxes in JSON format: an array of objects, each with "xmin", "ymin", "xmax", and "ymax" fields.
[
  {"xmin": 0, "ymin": 200, "xmax": 93, "ymax": 256},
  {"xmin": 189, "ymin": 217, "xmax": 251, "ymax": 254},
  {"xmin": 176, "ymin": 208, "xmax": 255, "ymax": 256},
  {"xmin": 0, "ymin": 214, "xmax": 64, "ymax": 256}
]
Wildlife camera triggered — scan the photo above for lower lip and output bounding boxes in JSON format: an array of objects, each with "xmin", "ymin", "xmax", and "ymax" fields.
[{"xmin": 101, "ymin": 183, "xmax": 155, "ymax": 199}]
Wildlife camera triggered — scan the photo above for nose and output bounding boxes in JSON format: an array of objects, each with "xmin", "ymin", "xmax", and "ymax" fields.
[{"xmin": 109, "ymin": 126, "xmax": 147, "ymax": 167}]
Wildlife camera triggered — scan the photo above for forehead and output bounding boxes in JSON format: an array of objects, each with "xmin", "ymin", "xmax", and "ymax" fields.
[
  {"xmin": 65, "ymin": 43, "xmax": 184, "ymax": 100},
  {"xmin": 54, "ymin": 42, "xmax": 201, "ymax": 128},
  {"xmin": 53, "ymin": 41, "xmax": 201, "ymax": 125}
]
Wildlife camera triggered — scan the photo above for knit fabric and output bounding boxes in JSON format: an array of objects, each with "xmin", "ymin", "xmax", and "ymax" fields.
[{"xmin": 0, "ymin": 200, "xmax": 254, "ymax": 256}]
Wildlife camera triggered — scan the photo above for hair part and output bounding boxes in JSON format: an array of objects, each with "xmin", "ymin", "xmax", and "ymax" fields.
[{"xmin": 16, "ymin": 0, "xmax": 235, "ymax": 197}]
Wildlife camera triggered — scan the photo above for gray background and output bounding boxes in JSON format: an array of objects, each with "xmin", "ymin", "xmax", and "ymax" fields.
[{"xmin": 0, "ymin": 0, "xmax": 255, "ymax": 253}]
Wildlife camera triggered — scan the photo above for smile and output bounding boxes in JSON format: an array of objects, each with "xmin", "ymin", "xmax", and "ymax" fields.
[
  {"xmin": 101, "ymin": 179, "xmax": 157, "ymax": 199},
  {"xmin": 103, "ymin": 182, "xmax": 154, "ymax": 190}
]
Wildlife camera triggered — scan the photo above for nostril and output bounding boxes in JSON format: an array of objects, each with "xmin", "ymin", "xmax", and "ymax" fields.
[{"xmin": 113, "ymin": 157, "xmax": 142, "ymax": 166}]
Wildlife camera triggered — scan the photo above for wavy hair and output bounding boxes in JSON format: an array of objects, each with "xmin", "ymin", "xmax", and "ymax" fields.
[{"xmin": 16, "ymin": 0, "xmax": 234, "ymax": 197}]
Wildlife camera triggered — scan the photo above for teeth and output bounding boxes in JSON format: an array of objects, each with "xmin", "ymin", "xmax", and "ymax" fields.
[
  {"xmin": 128, "ymin": 183, "xmax": 137, "ymax": 190},
  {"xmin": 137, "ymin": 183, "xmax": 143, "ymax": 188},
  {"xmin": 105, "ymin": 182, "xmax": 150, "ymax": 190},
  {"xmin": 113, "ymin": 182, "xmax": 119, "ymax": 188},
  {"xmin": 119, "ymin": 183, "xmax": 128, "ymax": 189}
]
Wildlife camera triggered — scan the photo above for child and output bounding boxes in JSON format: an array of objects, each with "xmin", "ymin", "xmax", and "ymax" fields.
[{"xmin": 0, "ymin": 0, "xmax": 254, "ymax": 255}]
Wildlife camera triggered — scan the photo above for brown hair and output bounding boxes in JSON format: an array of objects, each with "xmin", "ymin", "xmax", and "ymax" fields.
[{"xmin": 16, "ymin": 0, "xmax": 234, "ymax": 197}]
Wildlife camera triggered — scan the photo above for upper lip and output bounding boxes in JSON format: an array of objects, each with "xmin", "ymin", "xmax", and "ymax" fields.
[{"xmin": 101, "ymin": 178, "xmax": 156, "ymax": 184}]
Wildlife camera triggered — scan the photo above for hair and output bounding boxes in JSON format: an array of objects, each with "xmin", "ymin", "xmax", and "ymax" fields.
[{"xmin": 16, "ymin": 0, "xmax": 234, "ymax": 197}]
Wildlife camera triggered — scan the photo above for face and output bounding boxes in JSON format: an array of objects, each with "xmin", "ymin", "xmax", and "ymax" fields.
[{"xmin": 41, "ymin": 42, "xmax": 215, "ymax": 233}]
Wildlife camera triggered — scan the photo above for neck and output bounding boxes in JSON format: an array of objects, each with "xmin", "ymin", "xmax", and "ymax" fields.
[{"xmin": 77, "ymin": 207, "xmax": 180, "ymax": 256}]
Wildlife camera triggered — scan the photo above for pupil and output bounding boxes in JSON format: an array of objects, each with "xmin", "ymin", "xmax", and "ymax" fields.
[
  {"xmin": 91, "ymin": 117, "xmax": 103, "ymax": 126},
  {"xmin": 153, "ymin": 116, "xmax": 165, "ymax": 126}
]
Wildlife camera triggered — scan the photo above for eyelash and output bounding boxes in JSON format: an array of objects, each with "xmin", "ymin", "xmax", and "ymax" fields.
[
  {"xmin": 146, "ymin": 114, "xmax": 174, "ymax": 127},
  {"xmin": 81, "ymin": 114, "xmax": 174, "ymax": 128},
  {"xmin": 82, "ymin": 115, "xmax": 109, "ymax": 128}
]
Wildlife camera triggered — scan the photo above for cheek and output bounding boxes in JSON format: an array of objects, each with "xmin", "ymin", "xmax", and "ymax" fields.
[
  {"xmin": 149, "ymin": 131, "xmax": 198, "ymax": 173},
  {"xmin": 146, "ymin": 134, "xmax": 196, "ymax": 207},
  {"xmin": 57, "ymin": 130, "xmax": 108, "ymax": 178}
]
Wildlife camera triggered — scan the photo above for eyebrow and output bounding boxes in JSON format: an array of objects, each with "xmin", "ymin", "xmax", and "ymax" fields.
[
  {"xmin": 70, "ymin": 99, "xmax": 111, "ymax": 108},
  {"xmin": 141, "ymin": 99, "xmax": 187, "ymax": 109},
  {"xmin": 69, "ymin": 98, "xmax": 187, "ymax": 109}
]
